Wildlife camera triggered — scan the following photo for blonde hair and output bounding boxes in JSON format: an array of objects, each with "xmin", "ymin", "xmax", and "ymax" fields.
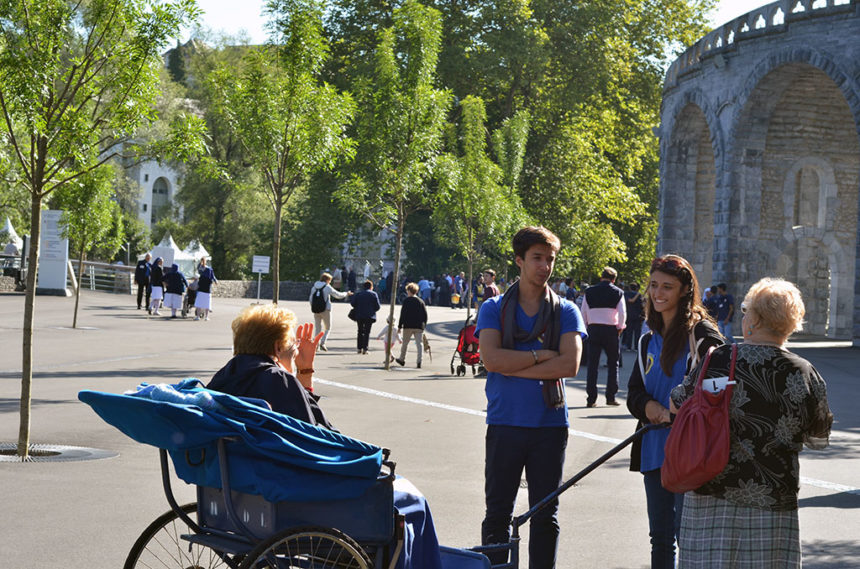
[
  {"xmin": 743, "ymin": 278, "xmax": 805, "ymax": 338},
  {"xmin": 232, "ymin": 304, "xmax": 297, "ymax": 356},
  {"xmin": 320, "ymin": 272, "xmax": 332, "ymax": 282},
  {"xmin": 406, "ymin": 282, "xmax": 419, "ymax": 295}
]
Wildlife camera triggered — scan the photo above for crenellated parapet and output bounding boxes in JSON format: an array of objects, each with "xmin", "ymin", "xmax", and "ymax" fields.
[{"xmin": 665, "ymin": 0, "xmax": 856, "ymax": 90}]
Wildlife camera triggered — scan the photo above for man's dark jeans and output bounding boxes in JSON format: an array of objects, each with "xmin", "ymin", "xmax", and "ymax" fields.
[
  {"xmin": 482, "ymin": 424, "xmax": 568, "ymax": 569},
  {"xmin": 586, "ymin": 324, "xmax": 620, "ymax": 404}
]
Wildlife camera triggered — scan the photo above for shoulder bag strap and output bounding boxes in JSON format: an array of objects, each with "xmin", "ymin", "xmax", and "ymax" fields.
[
  {"xmin": 693, "ymin": 346, "xmax": 717, "ymax": 393},
  {"xmin": 637, "ymin": 331, "xmax": 652, "ymax": 381}
]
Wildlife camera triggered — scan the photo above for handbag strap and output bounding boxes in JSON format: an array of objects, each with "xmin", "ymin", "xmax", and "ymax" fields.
[
  {"xmin": 693, "ymin": 346, "xmax": 716, "ymax": 393},
  {"xmin": 694, "ymin": 343, "xmax": 738, "ymax": 393}
]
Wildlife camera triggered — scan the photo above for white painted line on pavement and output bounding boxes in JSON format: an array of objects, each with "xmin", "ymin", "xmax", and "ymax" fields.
[{"xmin": 317, "ymin": 377, "xmax": 860, "ymax": 497}]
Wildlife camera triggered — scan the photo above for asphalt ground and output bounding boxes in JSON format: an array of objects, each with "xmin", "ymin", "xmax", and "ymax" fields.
[{"xmin": 0, "ymin": 290, "xmax": 858, "ymax": 568}]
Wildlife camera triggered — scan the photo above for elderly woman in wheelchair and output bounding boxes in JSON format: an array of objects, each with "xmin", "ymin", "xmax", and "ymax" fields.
[{"xmin": 80, "ymin": 304, "xmax": 491, "ymax": 569}]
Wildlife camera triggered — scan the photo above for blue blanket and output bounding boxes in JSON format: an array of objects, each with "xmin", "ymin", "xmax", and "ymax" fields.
[{"xmin": 79, "ymin": 379, "xmax": 383, "ymax": 502}]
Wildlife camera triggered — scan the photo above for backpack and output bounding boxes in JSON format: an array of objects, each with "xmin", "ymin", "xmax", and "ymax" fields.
[{"xmin": 310, "ymin": 284, "xmax": 327, "ymax": 313}]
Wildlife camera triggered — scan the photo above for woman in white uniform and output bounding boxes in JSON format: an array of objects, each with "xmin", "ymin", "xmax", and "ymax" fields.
[
  {"xmin": 148, "ymin": 257, "xmax": 164, "ymax": 315},
  {"xmin": 194, "ymin": 266, "xmax": 217, "ymax": 321}
]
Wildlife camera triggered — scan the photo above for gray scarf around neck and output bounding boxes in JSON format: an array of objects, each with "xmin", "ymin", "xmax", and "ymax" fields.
[{"xmin": 499, "ymin": 280, "xmax": 562, "ymax": 350}]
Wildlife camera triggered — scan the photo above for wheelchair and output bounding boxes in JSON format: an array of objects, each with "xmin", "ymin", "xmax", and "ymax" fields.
[{"xmin": 124, "ymin": 439, "xmax": 406, "ymax": 568}]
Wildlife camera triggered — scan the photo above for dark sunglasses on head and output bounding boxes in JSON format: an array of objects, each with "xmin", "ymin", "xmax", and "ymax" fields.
[{"xmin": 651, "ymin": 257, "xmax": 682, "ymax": 272}]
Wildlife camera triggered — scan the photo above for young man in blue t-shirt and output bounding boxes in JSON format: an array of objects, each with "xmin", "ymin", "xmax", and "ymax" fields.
[{"xmin": 476, "ymin": 226, "xmax": 587, "ymax": 569}]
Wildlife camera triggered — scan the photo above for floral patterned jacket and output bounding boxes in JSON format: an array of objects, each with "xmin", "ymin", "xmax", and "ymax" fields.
[{"xmin": 671, "ymin": 343, "xmax": 833, "ymax": 511}]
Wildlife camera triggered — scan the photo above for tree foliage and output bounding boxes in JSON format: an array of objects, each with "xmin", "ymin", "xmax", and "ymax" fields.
[
  {"xmin": 336, "ymin": 0, "xmax": 451, "ymax": 368},
  {"xmin": 208, "ymin": 0, "xmax": 355, "ymax": 302},
  {"xmin": 0, "ymin": 0, "xmax": 199, "ymax": 458},
  {"xmin": 52, "ymin": 165, "xmax": 124, "ymax": 328},
  {"xmin": 433, "ymin": 95, "xmax": 528, "ymax": 318}
]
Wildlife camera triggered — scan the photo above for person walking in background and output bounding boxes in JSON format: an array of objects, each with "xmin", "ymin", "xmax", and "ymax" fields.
[
  {"xmin": 350, "ymin": 279, "xmax": 381, "ymax": 355},
  {"xmin": 347, "ymin": 266, "xmax": 357, "ymax": 292},
  {"xmin": 476, "ymin": 226, "xmax": 586, "ymax": 569},
  {"xmin": 134, "ymin": 253, "xmax": 151, "ymax": 310},
  {"xmin": 715, "ymin": 283, "xmax": 735, "ymax": 343},
  {"xmin": 581, "ymin": 267, "xmax": 626, "ymax": 407},
  {"xmin": 162, "ymin": 264, "xmax": 188, "ymax": 318},
  {"xmin": 417, "ymin": 276, "xmax": 432, "ymax": 305},
  {"xmin": 194, "ymin": 265, "xmax": 217, "ymax": 321},
  {"xmin": 309, "ymin": 272, "xmax": 351, "ymax": 352},
  {"xmin": 703, "ymin": 285, "xmax": 719, "ymax": 321},
  {"xmin": 624, "ymin": 283, "xmax": 645, "ymax": 350},
  {"xmin": 396, "ymin": 282, "xmax": 428, "ymax": 369},
  {"xmin": 671, "ymin": 277, "xmax": 832, "ymax": 568},
  {"xmin": 148, "ymin": 257, "xmax": 164, "ymax": 316},
  {"xmin": 626, "ymin": 255, "xmax": 724, "ymax": 569}
]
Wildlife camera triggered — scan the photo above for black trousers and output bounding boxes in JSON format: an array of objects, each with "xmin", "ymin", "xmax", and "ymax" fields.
[
  {"xmin": 356, "ymin": 319, "xmax": 374, "ymax": 351},
  {"xmin": 586, "ymin": 324, "xmax": 620, "ymax": 404},
  {"xmin": 136, "ymin": 282, "xmax": 150, "ymax": 309}
]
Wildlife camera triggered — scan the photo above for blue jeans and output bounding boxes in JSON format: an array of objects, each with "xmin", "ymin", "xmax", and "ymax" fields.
[
  {"xmin": 482, "ymin": 425, "xmax": 568, "ymax": 569},
  {"xmin": 717, "ymin": 320, "xmax": 734, "ymax": 343},
  {"xmin": 643, "ymin": 468, "xmax": 684, "ymax": 569}
]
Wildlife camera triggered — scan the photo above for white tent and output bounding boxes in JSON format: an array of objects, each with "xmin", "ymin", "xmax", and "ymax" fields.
[
  {"xmin": 1, "ymin": 217, "xmax": 23, "ymax": 253},
  {"xmin": 151, "ymin": 234, "xmax": 198, "ymax": 277},
  {"xmin": 183, "ymin": 239, "xmax": 210, "ymax": 263}
]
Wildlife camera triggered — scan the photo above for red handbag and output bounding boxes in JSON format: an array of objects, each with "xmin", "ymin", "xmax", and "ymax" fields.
[{"xmin": 661, "ymin": 343, "xmax": 737, "ymax": 493}]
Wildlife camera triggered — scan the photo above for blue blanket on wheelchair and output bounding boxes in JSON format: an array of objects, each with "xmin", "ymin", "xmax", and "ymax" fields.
[{"xmin": 79, "ymin": 379, "xmax": 384, "ymax": 502}]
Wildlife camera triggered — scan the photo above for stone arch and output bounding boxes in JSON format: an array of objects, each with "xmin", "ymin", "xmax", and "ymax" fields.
[
  {"xmin": 728, "ymin": 55, "xmax": 859, "ymax": 338},
  {"xmin": 150, "ymin": 176, "xmax": 171, "ymax": 226},
  {"xmin": 660, "ymin": 90, "xmax": 722, "ymax": 286}
]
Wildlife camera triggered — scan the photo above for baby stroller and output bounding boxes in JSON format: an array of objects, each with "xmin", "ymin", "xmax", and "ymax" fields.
[{"xmin": 450, "ymin": 315, "xmax": 482, "ymax": 376}]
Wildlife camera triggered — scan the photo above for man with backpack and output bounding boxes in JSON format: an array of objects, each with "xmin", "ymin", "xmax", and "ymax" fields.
[
  {"xmin": 309, "ymin": 272, "xmax": 352, "ymax": 352},
  {"xmin": 475, "ymin": 226, "xmax": 586, "ymax": 569}
]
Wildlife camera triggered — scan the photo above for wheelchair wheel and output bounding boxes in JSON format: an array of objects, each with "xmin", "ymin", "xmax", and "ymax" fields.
[
  {"xmin": 124, "ymin": 502, "xmax": 232, "ymax": 569},
  {"xmin": 239, "ymin": 525, "xmax": 371, "ymax": 569}
]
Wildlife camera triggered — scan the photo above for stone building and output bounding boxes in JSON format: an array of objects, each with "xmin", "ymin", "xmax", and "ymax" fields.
[{"xmin": 658, "ymin": 0, "xmax": 860, "ymax": 341}]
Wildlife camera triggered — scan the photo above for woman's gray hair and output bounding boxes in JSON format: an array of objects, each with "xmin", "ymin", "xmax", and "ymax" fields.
[{"xmin": 743, "ymin": 278, "xmax": 805, "ymax": 337}]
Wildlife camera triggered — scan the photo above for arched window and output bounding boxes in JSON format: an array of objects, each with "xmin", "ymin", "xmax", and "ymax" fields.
[{"xmin": 150, "ymin": 177, "xmax": 169, "ymax": 226}]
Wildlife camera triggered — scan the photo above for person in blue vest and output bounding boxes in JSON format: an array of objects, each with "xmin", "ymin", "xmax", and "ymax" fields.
[
  {"xmin": 476, "ymin": 226, "xmax": 586, "ymax": 569},
  {"xmin": 134, "ymin": 253, "xmax": 151, "ymax": 310},
  {"xmin": 626, "ymin": 254, "xmax": 723, "ymax": 569},
  {"xmin": 715, "ymin": 283, "xmax": 736, "ymax": 343},
  {"xmin": 581, "ymin": 267, "xmax": 627, "ymax": 407}
]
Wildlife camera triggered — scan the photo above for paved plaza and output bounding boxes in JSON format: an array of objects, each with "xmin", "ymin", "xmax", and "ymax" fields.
[{"xmin": 0, "ymin": 290, "xmax": 858, "ymax": 568}]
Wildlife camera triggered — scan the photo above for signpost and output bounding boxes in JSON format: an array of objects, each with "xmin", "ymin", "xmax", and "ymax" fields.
[
  {"xmin": 252, "ymin": 255, "xmax": 270, "ymax": 302},
  {"xmin": 36, "ymin": 210, "xmax": 70, "ymax": 296}
]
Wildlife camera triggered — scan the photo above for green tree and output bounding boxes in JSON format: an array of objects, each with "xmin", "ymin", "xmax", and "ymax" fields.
[
  {"xmin": 433, "ymin": 96, "xmax": 528, "ymax": 319},
  {"xmin": 209, "ymin": 0, "xmax": 356, "ymax": 302},
  {"xmin": 337, "ymin": 0, "xmax": 451, "ymax": 368},
  {"xmin": 0, "ymin": 0, "xmax": 199, "ymax": 459},
  {"xmin": 52, "ymin": 166, "xmax": 124, "ymax": 328}
]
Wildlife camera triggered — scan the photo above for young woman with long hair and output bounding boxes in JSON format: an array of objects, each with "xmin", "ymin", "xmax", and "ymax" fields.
[{"xmin": 626, "ymin": 254, "xmax": 724, "ymax": 569}]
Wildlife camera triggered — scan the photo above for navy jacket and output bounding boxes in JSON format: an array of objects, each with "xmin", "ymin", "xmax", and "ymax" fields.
[
  {"xmin": 163, "ymin": 270, "xmax": 188, "ymax": 295},
  {"xmin": 350, "ymin": 289, "xmax": 381, "ymax": 321},
  {"xmin": 207, "ymin": 354, "xmax": 334, "ymax": 430},
  {"xmin": 134, "ymin": 260, "xmax": 151, "ymax": 285}
]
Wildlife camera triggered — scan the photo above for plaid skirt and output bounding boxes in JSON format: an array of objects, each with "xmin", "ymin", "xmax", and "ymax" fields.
[{"xmin": 679, "ymin": 492, "xmax": 800, "ymax": 568}]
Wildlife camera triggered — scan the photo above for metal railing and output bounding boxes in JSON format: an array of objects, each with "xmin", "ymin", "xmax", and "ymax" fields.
[{"xmin": 71, "ymin": 261, "xmax": 135, "ymax": 294}]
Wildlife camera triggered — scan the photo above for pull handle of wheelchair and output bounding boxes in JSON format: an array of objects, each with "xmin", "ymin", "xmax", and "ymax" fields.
[{"xmin": 513, "ymin": 423, "xmax": 669, "ymax": 532}]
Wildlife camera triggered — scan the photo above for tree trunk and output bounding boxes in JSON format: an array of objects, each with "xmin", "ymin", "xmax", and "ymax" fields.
[
  {"xmin": 73, "ymin": 247, "xmax": 85, "ymax": 329},
  {"xmin": 272, "ymin": 199, "xmax": 282, "ymax": 304},
  {"xmin": 18, "ymin": 192, "xmax": 43, "ymax": 459},
  {"xmin": 384, "ymin": 214, "xmax": 405, "ymax": 371}
]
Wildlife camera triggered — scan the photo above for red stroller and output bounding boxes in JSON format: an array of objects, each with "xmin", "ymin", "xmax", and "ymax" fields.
[{"xmin": 450, "ymin": 315, "xmax": 482, "ymax": 376}]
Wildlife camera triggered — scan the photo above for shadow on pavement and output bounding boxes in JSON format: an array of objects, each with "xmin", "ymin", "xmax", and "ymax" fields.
[{"xmin": 803, "ymin": 539, "xmax": 860, "ymax": 567}]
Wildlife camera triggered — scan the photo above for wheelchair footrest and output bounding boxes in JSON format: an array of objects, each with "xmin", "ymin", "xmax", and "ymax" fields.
[{"xmin": 182, "ymin": 532, "xmax": 255, "ymax": 556}]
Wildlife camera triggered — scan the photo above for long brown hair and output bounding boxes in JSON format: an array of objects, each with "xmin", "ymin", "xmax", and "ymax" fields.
[{"xmin": 645, "ymin": 255, "xmax": 713, "ymax": 374}]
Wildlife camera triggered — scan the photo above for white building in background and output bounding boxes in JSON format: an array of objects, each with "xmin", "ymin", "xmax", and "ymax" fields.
[{"xmin": 126, "ymin": 160, "xmax": 183, "ymax": 230}]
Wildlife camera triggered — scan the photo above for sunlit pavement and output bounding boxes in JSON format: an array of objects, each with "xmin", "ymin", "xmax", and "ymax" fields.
[{"xmin": 0, "ymin": 290, "xmax": 857, "ymax": 568}]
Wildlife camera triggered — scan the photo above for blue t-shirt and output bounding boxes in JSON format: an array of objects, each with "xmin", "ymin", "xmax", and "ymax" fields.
[
  {"xmin": 639, "ymin": 332, "xmax": 690, "ymax": 472},
  {"xmin": 475, "ymin": 295, "xmax": 587, "ymax": 428}
]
